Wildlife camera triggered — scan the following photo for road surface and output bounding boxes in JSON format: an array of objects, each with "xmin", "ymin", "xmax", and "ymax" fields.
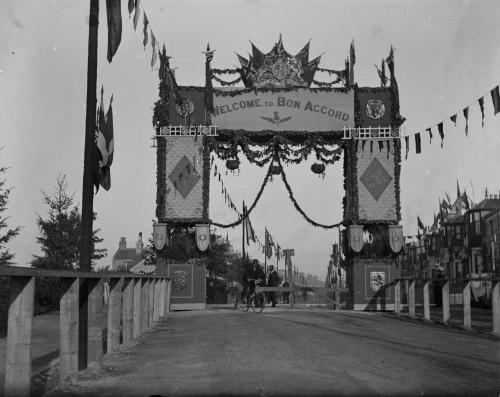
[{"xmin": 48, "ymin": 305, "xmax": 500, "ymax": 396}]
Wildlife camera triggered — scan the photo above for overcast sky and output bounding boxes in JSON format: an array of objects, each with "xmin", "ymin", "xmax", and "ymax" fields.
[{"xmin": 1, "ymin": 0, "xmax": 500, "ymax": 279}]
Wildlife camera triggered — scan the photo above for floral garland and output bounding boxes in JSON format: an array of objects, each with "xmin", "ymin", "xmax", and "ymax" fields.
[
  {"xmin": 211, "ymin": 68, "xmax": 241, "ymax": 75},
  {"xmin": 213, "ymin": 85, "xmax": 349, "ymax": 97},
  {"xmin": 275, "ymin": 155, "xmax": 343, "ymax": 229},
  {"xmin": 212, "ymin": 74, "xmax": 243, "ymax": 86}
]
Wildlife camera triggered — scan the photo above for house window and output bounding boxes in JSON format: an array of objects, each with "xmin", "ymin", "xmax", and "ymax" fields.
[
  {"xmin": 455, "ymin": 225, "xmax": 461, "ymax": 242},
  {"xmin": 473, "ymin": 212, "xmax": 481, "ymax": 235}
]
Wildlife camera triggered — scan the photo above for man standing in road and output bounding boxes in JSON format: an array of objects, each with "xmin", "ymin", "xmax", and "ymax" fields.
[{"xmin": 266, "ymin": 265, "xmax": 280, "ymax": 307}]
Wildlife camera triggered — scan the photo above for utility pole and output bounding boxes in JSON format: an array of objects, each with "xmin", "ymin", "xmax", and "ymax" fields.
[{"xmin": 79, "ymin": 0, "xmax": 99, "ymax": 370}]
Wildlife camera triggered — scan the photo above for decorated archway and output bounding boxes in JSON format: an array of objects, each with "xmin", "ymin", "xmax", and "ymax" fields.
[{"xmin": 152, "ymin": 37, "xmax": 405, "ymax": 310}]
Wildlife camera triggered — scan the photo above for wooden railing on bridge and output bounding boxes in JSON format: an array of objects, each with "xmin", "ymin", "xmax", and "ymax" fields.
[
  {"xmin": 392, "ymin": 275, "xmax": 500, "ymax": 336},
  {"xmin": 0, "ymin": 266, "xmax": 171, "ymax": 396}
]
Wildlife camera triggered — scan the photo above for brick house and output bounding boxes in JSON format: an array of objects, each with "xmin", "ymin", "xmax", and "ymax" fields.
[{"xmin": 111, "ymin": 233, "xmax": 145, "ymax": 271}]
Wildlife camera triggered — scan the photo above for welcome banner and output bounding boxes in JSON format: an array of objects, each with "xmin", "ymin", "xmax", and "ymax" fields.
[{"xmin": 212, "ymin": 89, "xmax": 354, "ymax": 131}]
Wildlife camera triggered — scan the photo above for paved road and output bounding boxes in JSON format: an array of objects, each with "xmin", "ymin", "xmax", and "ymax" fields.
[{"xmin": 48, "ymin": 306, "xmax": 500, "ymax": 397}]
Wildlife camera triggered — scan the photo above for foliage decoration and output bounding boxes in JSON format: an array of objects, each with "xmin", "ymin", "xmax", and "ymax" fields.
[
  {"xmin": 212, "ymin": 74, "xmax": 243, "ymax": 86},
  {"xmin": 310, "ymin": 162, "xmax": 326, "ymax": 175},
  {"xmin": 225, "ymin": 158, "xmax": 240, "ymax": 170}
]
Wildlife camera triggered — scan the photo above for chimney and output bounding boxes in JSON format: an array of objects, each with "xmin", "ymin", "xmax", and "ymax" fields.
[
  {"xmin": 136, "ymin": 232, "xmax": 143, "ymax": 257},
  {"xmin": 119, "ymin": 237, "xmax": 126, "ymax": 251}
]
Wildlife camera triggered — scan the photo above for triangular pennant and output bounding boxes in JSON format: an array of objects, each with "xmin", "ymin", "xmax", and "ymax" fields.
[
  {"xmin": 478, "ymin": 97, "xmax": 485, "ymax": 127},
  {"xmin": 437, "ymin": 122, "xmax": 444, "ymax": 148},
  {"xmin": 106, "ymin": 0, "xmax": 122, "ymax": 63},
  {"xmin": 415, "ymin": 132, "xmax": 421, "ymax": 154},
  {"xmin": 142, "ymin": 13, "xmax": 149, "ymax": 49},
  {"xmin": 151, "ymin": 32, "xmax": 158, "ymax": 68},
  {"xmin": 491, "ymin": 85, "xmax": 500, "ymax": 115},
  {"xmin": 128, "ymin": 0, "xmax": 135, "ymax": 16},
  {"xmin": 404, "ymin": 136, "xmax": 409, "ymax": 159},
  {"xmin": 427, "ymin": 127, "xmax": 432, "ymax": 144},
  {"xmin": 133, "ymin": 0, "xmax": 140, "ymax": 30},
  {"xmin": 463, "ymin": 107, "xmax": 469, "ymax": 136},
  {"xmin": 450, "ymin": 114, "xmax": 457, "ymax": 126}
]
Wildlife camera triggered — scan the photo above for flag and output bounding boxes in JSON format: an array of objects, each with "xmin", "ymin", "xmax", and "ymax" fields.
[
  {"xmin": 456, "ymin": 180, "xmax": 460, "ymax": 199},
  {"xmin": 106, "ymin": 0, "xmax": 122, "ymax": 63},
  {"xmin": 380, "ymin": 58, "xmax": 387, "ymax": 87},
  {"xmin": 462, "ymin": 191, "xmax": 470, "ymax": 211},
  {"xmin": 463, "ymin": 107, "xmax": 469, "ymax": 136},
  {"xmin": 417, "ymin": 216, "xmax": 425, "ymax": 231},
  {"xmin": 128, "ymin": 0, "xmax": 134, "ymax": 15},
  {"xmin": 415, "ymin": 132, "xmax": 421, "ymax": 154},
  {"xmin": 478, "ymin": 97, "xmax": 485, "ymax": 127},
  {"xmin": 437, "ymin": 122, "xmax": 444, "ymax": 148},
  {"xmin": 142, "ymin": 13, "xmax": 149, "ymax": 48},
  {"xmin": 276, "ymin": 244, "xmax": 282, "ymax": 260},
  {"xmin": 265, "ymin": 228, "xmax": 274, "ymax": 259},
  {"xmin": 243, "ymin": 203, "xmax": 256, "ymax": 245},
  {"xmin": 491, "ymin": 85, "xmax": 500, "ymax": 115},
  {"xmin": 404, "ymin": 136, "xmax": 409, "ymax": 159},
  {"xmin": 450, "ymin": 114, "xmax": 457, "ymax": 126},
  {"xmin": 151, "ymin": 32, "xmax": 158, "ymax": 68},
  {"xmin": 96, "ymin": 92, "xmax": 115, "ymax": 191},
  {"xmin": 133, "ymin": 0, "xmax": 140, "ymax": 30},
  {"xmin": 427, "ymin": 127, "xmax": 432, "ymax": 144}
]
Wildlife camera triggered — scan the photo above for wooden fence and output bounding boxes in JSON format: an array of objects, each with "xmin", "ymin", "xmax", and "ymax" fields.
[
  {"xmin": 0, "ymin": 266, "xmax": 171, "ymax": 397},
  {"xmin": 393, "ymin": 275, "xmax": 500, "ymax": 336}
]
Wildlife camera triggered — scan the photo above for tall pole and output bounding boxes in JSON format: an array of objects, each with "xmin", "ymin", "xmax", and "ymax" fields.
[
  {"xmin": 79, "ymin": 0, "xmax": 99, "ymax": 371},
  {"xmin": 242, "ymin": 202, "xmax": 246, "ymax": 276}
]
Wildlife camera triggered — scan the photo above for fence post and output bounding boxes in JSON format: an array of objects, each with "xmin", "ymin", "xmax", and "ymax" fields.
[
  {"xmin": 133, "ymin": 278, "xmax": 142, "ymax": 338},
  {"xmin": 394, "ymin": 280, "xmax": 401, "ymax": 314},
  {"xmin": 408, "ymin": 280, "xmax": 415, "ymax": 317},
  {"xmin": 442, "ymin": 280, "xmax": 450, "ymax": 323},
  {"xmin": 165, "ymin": 279, "xmax": 172, "ymax": 314},
  {"xmin": 404, "ymin": 279, "xmax": 409, "ymax": 310},
  {"xmin": 141, "ymin": 278, "xmax": 149, "ymax": 331},
  {"xmin": 423, "ymin": 281, "xmax": 430, "ymax": 320},
  {"xmin": 462, "ymin": 281, "xmax": 471, "ymax": 330},
  {"xmin": 5, "ymin": 276, "xmax": 35, "ymax": 397},
  {"xmin": 492, "ymin": 280, "xmax": 499, "ymax": 335},
  {"xmin": 122, "ymin": 278, "xmax": 134, "ymax": 345},
  {"xmin": 87, "ymin": 278, "xmax": 104, "ymax": 370},
  {"xmin": 153, "ymin": 279, "xmax": 161, "ymax": 323},
  {"xmin": 149, "ymin": 279, "xmax": 155, "ymax": 327},
  {"xmin": 107, "ymin": 277, "xmax": 123, "ymax": 354},
  {"xmin": 59, "ymin": 277, "xmax": 79, "ymax": 386},
  {"xmin": 159, "ymin": 278, "xmax": 166, "ymax": 316}
]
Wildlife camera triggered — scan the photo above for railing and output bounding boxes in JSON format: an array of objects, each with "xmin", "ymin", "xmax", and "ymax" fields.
[
  {"xmin": 0, "ymin": 266, "xmax": 171, "ymax": 396},
  {"xmin": 392, "ymin": 275, "xmax": 500, "ymax": 336}
]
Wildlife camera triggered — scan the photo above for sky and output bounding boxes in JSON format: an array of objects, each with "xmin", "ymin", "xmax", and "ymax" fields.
[{"xmin": 1, "ymin": 0, "xmax": 500, "ymax": 280}]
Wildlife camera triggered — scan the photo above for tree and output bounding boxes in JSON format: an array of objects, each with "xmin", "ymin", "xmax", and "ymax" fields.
[
  {"xmin": 31, "ymin": 175, "xmax": 106, "ymax": 270},
  {"xmin": 0, "ymin": 160, "xmax": 21, "ymax": 265}
]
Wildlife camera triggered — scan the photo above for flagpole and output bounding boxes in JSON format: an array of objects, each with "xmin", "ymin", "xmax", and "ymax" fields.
[
  {"xmin": 79, "ymin": 0, "xmax": 99, "ymax": 371},
  {"xmin": 264, "ymin": 228, "xmax": 267, "ymax": 276},
  {"xmin": 242, "ymin": 202, "xmax": 246, "ymax": 279}
]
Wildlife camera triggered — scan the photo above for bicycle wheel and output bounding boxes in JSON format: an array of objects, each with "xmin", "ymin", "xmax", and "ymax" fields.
[
  {"xmin": 251, "ymin": 292, "xmax": 265, "ymax": 313},
  {"xmin": 241, "ymin": 297, "xmax": 250, "ymax": 312}
]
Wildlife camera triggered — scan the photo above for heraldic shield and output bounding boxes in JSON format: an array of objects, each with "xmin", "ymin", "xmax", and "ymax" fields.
[
  {"xmin": 388, "ymin": 225, "xmax": 404, "ymax": 253},
  {"xmin": 153, "ymin": 223, "xmax": 167, "ymax": 250},
  {"xmin": 196, "ymin": 224, "xmax": 210, "ymax": 252},
  {"xmin": 348, "ymin": 225, "xmax": 364, "ymax": 253}
]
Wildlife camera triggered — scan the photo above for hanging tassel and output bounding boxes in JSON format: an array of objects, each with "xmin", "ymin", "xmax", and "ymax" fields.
[
  {"xmin": 427, "ymin": 127, "xmax": 432, "ymax": 144},
  {"xmin": 450, "ymin": 114, "xmax": 457, "ymax": 126},
  {"xmin": 378, "ymin": 141, "xmax": 384, "ymax": 152},
  {"xmin": 437, "ymin": 122, "xmax": 444, "ymax": 148},
  {"xmin": 463, "ymin": 107, "xmax": 469, "ymax": 136},
  {"xmin": 491, "ymin": 85, "xmax": 500, "ymax": 115},
  {"xmin": 369, "ymin": 141, "xmax": 373, "ymax": 154},
  {"xmin": 415, "ymin": 132, "xmax": 421, "ymax": 154},
  {"xmin": 128, "ymin": 0, "xmax": 135, "ymax": 16},
  {"xmin": 142, "ymin": 13, "xmax": 149, "ymax": 49},
  {"xmin": 478, "ymin": 97, "xmax": 485, "ymax": 127},
  {"xmin": 404, "ymin": 136, "xmax": 409, "ymax": 159},
  {"xmin": 386, "ymin": 140, "xmax": 390, "ymax": 159},
  {"xmin": 133, "ymin": 0, "xmax": 140, "ymax": 30}
]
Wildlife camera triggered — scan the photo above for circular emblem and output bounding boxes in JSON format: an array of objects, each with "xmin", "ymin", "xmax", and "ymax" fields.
[
  {"xmin": 272, "ymin": 60, "xmax": 289, "ymax": 80},
  {"xmin": 172, "ymin": 270, "xmax": 189, "ymax": 290},
  {"xmin": 366, "ymin": 99, "xmax": 385, "ymax": 120},
  {"xmin": 175, "ymin": 99, "xmax": 195, "ymax": 117},
  {"xmin": 199, "ymin": 234, "xmax": 207, "ymax": 241}
]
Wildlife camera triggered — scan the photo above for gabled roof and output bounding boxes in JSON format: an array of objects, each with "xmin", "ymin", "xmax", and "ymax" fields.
[
  {"xmin": 443, "ymin": 213, "xmax": 464, "ymax": 225},
  {"xmin": 113, "ymin": 248, "xmax": 143, "ymax": 261},
  {"xmin": 471, "ymin": 198, "xmax": 500, "ymax": 211}
]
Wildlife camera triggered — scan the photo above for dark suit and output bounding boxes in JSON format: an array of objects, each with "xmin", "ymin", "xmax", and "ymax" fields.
[
  {"xmin": 241, "ymin": 266, "xmax": 265, "ymax": 302},
  {"xmin": 267, "ymin": 270, "xmax": 280, "ymax": 306}
]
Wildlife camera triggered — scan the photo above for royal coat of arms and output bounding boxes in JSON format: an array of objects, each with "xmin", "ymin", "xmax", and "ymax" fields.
[
  {"xmin": 366, "ymin": 99, "xmax": 385, "ymax": 120},
  {"xmin": 370, "ymin": 271, "xmax": 386, "ymax": 292},
  {"xmin": 153, "ymin": 223, "xmax": 167, "ymax": 250},
  {"xmin": 388, "ymin": 225, "xmax": 404, "ymax": 253},
  {"xmin": 172, "ymin": 270, "xmax": 189, "ymax": 290},
  {"xmin": 196, "ymin": 224, "xmax": 210, "ymax": 252}
]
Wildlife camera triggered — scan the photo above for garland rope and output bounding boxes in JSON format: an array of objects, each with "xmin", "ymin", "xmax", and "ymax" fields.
[
  {"xmin": 276, "ymin": 155, "xmax": 343, "ymax": 229},
  {"xmin": 210, "ymin": 161, "xmax": 273, "ymax": 228}
]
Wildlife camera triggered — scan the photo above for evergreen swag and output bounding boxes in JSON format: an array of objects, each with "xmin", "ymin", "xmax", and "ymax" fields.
[
  {"xmin": 31, "ymin": 175, "xmax": 107, "ymax": 271},
  {"xmin": 0, "ymin": 160, "xmax": 21, "ymax": 265}
]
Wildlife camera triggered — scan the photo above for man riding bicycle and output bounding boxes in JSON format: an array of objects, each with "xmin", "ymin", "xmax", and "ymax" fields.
[{"xmin": 241, "ymin": 259, "xmax": 265, "ymax": 304}]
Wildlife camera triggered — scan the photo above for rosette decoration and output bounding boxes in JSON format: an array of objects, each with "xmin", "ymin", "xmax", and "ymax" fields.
[
  {"xmin": 270, "ymin": 164, "xmax": 282, "ymax": 175},
  {"xmin": 311, "ymin": 162, "xmax": 326, "ymax": 175},
  {"xmin": 225, "ymin": 158, "xmax": 240, "ymax": 171}
]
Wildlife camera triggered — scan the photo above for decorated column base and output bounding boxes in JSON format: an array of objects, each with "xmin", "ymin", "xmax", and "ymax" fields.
[
  {"xmin": 345, "ymin": 258, "xmax": 400, "ymax": 311},
  {"xmin": 165, "ymin": 262, "xmax": 206, "ymax": 311}
]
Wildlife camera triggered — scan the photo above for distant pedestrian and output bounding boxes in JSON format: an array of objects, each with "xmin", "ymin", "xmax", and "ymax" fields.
[
  {"xmin": 266, "ymin": 265, "xmax": 280, "ymax": 307},
  {"xmin": 282, "ymin": 280, "xmax": 290, "ymax": 304}
]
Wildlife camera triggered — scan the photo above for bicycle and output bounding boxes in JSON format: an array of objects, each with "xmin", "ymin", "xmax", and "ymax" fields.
[{"xmin": 240, "ymin": 279, "xmax": 265, "ymax": 313}]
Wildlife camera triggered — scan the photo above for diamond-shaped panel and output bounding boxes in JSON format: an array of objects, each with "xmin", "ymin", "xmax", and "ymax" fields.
[
  {"xmin": 360, "ymin": 157, "xmax": 392, "ymax": 201},
  {"xmin": 168, "ymin": 155, "xmax": 201, "ymax": 199}
]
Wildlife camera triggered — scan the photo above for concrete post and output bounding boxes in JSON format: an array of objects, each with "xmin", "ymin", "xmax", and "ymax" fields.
[
  {"xmin": 141, "ymin": 279, "xmax": 149, "ymax": 331},
  {"xmin": 133, "ymin": 278, "xmax": 142, "ymax": 339},
  {"xmin": 149, "ymin": 279, "xmax": 155, "ymax": 327},
  {"xmin": 492, "ymin": 280, "xmax": 499, "ymax": 335},
  {"xmin": 423, "ymin": 281, "xmax": 430, "ymax": 320},
  {"xmin": 165, "ymin": 279, "xmax": 172, "ymax": 314},
  {"xmin": 5, "ymin": 276, "xmax": 35, "ymax": 397},
  {"xmin": 59, "ymin": 277, "xmax": 79, "ymax": 386},
  {"xmin": 153, "ymin": 279, "xmax": 161, "ymax": 323},
  {"xmin": 107, "ymin": 277, "xmax": 123, "ymax": 353},
  {"xmin": 462, "ymin": 281, "xmax": 471, "ymax": 330},
  {"xmin": 408, "ymin": 280, "xmax": 415, "ymax": 318},
  {"xmin": 87, "ymin": 278, "xmax": 104, "ymax": 370},
  {"xmin": 442, "ymin": 280, "xmax": 450, "ymax": 323},
  {"xmin": 159, "ymin": 278, "xmax": 166, "ymax": 317},
  {"xmin": 394, "ymin": 280, "xmax": 401, "ymax": 314},
  {"xmin": 122, "ymin": 278, "xmax": 134, "ymax": 345}
]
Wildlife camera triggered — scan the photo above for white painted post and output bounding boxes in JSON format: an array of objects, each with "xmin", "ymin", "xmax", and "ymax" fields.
[
  {"xmin": 87, "ymin": 278, "xmax": 103, "ymax": 370},
  {"xmin": 153, "ymin": 279, "xmax": 161, "ymax": 323},
  {"xmin": 107, "ymin": 277, "xmax": 123, "ymax": 354},
  {"xmin": 492, "ymin": 280, "xmax": 500, "ymax": 335},
  {"xmin": 133, "ymin": 278, "xmax": 142, "ymax": 339},
  {"xmin": 59, "ymin": 277, "xmax": 79, "ymax": 386},
  {"xmin": 122, "ymin": 278, "xmax": 134, "ymax": 345},
  {"xmin": 394, "ymin": 280, "xmax": 401, "ymax": 314},
  {"xmin": 463, "ymin": 281, "xmax": 471, "ymax": 330},
  {"xmin": 408, "ymin": 280, "xmax": 415, "ymax": 317},
  {"xmin": 442, "ymin": 280, "xmax": 450, "ymax": 323},
  {"xmin": 423, "ymin": 281, "xmax": 430, "ymax": 320}
]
